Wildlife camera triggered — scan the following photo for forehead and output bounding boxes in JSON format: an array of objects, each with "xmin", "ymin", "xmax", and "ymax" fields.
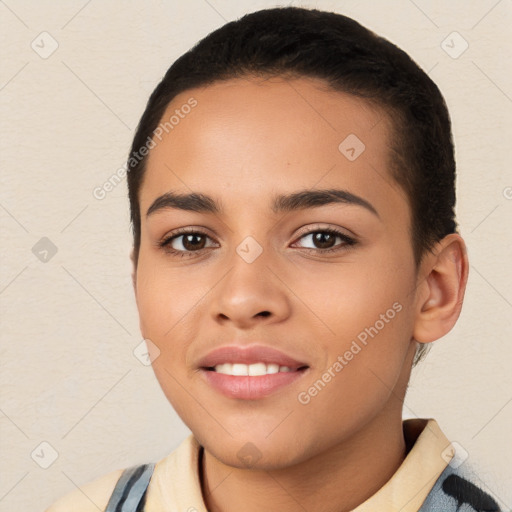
[{"xmin": 140, "ymin": 76, "xmax": 408, "ymax": 223}]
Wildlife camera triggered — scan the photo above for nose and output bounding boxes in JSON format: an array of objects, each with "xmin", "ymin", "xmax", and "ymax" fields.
[{"xmin": 209, "ymin": 246, "xmax": 292, "ymax": 329}]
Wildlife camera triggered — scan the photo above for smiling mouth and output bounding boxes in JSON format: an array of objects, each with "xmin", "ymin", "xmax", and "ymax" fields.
[
  {"xmin": 201, "ymin": 362, "xmax": 309, "ymax": 400},
  {"xmin": 204, "ymin": 362, "xmax": 309, "ymax": 376}
]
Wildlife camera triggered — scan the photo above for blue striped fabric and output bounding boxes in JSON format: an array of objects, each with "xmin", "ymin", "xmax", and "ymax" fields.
[
  {"xmin": 104, "ymin": 462, "xmax": 155, "ymax": 512},
  {"xmin": 418, "ymin": 462, "xmax": 503, "ymax": 512}
]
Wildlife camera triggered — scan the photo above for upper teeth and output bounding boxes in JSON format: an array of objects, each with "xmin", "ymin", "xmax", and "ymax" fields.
[{"xmin": 213, "ymin": 363, "xmax": 292, "ymax": 376}]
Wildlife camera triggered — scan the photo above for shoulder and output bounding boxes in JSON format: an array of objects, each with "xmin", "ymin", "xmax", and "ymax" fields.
[
  {"xmin": 45, "ymin": 435, "xmax": 201, "ymax": 511},
  {"xmin": 45, "ymin": 467, "xmax": 124, "ymax": 512}
]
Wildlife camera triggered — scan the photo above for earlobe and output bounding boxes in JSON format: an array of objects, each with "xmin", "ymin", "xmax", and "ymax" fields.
[{"xmin": 413, "ymin": 234, "xmax": 469, "ymax": 344}]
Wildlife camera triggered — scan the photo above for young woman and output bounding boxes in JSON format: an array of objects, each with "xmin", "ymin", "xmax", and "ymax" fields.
[{"xmin": 47, "ymin": 6, "xmax": 503, "ymax": 512}]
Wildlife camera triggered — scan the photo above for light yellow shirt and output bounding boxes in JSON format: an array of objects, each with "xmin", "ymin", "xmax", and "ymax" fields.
[{"xmin": 46, "ymin": 418, "xmax": 453, "ymax": 512}]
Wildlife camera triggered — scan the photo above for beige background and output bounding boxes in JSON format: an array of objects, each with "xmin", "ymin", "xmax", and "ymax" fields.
[{"xmin": 0, "ymin": 0, "xmax": 511, "ymax": 510}]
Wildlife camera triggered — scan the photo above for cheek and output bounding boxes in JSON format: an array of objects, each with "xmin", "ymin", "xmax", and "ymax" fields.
[
  {"xmin": 292, "ymin": 253, "xmax": 415, "ymax": 400},
  {"xmin": 290, "ymin": 254, "xmax": 412, "ymax": 346},
  {"xmin": 292, "ymin": 301, "xmax": 414, "ymax": 448},
  {"xmin": 135, "ymin": 256, "xmax": 199, "ymax": 340},
  {"xmin": 135, "ymin": 261, "xmax": 200, "ymax": 417},
  {"xmin": 134, "ymin": 255, "xmax": 212, "ymax": 399}
]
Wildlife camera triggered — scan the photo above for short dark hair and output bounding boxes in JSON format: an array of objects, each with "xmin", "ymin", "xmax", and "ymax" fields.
[{"xmin": 127, "ymin": 6, "xmax": 459, "ymax": 363}]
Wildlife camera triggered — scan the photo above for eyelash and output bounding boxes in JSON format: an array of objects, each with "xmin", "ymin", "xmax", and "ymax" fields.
[{"xmin": 157, "ymin": 226, "xmax": 357, "ymax": 259}]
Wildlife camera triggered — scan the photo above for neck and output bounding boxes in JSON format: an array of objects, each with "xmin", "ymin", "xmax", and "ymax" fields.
[{"xmin": 200, "ymin": 410, "xmax": 407, "ymax": 512}]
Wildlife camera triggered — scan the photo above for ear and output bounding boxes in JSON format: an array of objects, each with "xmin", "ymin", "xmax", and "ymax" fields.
[
  {"xmin": 413, "ymin": 233, "xmax": 469, "ymax": 344},
  {"xmin": 130, "ymin": 247, "xmax": 137, "ymax": 294}
]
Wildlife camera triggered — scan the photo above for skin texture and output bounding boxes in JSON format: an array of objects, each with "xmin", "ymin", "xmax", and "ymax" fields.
[{"xmin": 131, "ymin": 76, "xmax": 469, "ymax": 512}]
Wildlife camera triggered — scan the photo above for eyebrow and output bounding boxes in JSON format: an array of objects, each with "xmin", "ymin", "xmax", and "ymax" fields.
[{"xmin": 146, "ymin": 188, "xmax": 379, "ymax": 218}]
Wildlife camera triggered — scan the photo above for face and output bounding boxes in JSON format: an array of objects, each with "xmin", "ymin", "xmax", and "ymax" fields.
[{"xmin": 134, "ymin": 76, "xmax": 421, "ymax": 469}]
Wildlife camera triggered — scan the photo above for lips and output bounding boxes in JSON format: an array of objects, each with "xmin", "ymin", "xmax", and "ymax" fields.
[{"xmin": 197, "ymin": 344, "xmax": 309, "ymax": 400}]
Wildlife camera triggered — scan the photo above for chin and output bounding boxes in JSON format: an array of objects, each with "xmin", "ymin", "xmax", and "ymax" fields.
[{"xmin": 198, "ymin": 429, "xmax": 313, "ymax": 470}]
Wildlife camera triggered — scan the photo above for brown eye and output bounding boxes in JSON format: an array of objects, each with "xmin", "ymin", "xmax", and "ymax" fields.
[
  {"xmin": 310, "ymin": 232, "xmax": 337, "ymax": 249},
  {"xmin": 295, "ymin": 228, "xmax": 355, "ymax": 253},
  {"xmin": 159, "ymin": 229, "xmax": 217, "ymax": 256},
  {"xmin": 179, "ymin": 233, "xmax": 207, "ymax": 251}
]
